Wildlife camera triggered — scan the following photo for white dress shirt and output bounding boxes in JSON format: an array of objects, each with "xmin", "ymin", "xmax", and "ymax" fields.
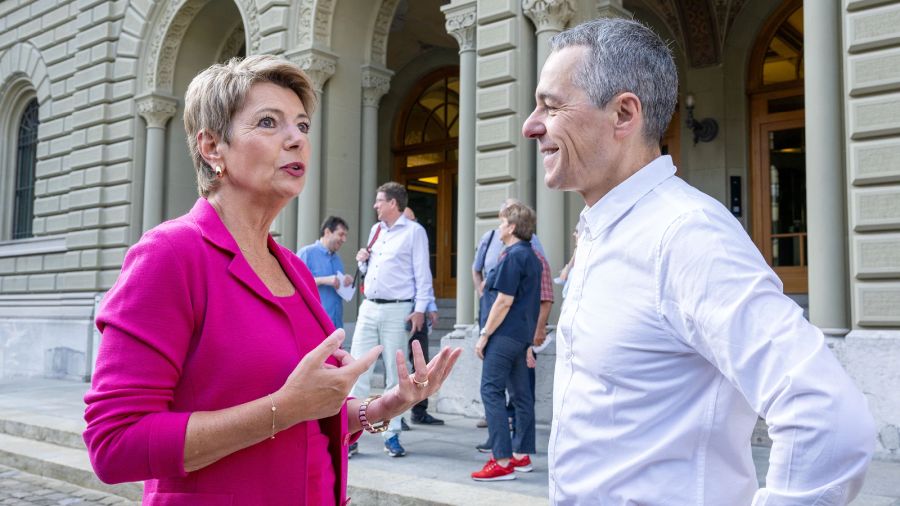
[
  {"xmin": 550, "ymin": 155, "xmax": 874, "ymax": 505},
  {"xmin": 359, "ymin": 215, "xmax": 434, "ymax": 314}
]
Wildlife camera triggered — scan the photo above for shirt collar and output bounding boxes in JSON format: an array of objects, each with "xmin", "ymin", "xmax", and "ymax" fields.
[
  {"xmin": 314, "ymin": 239, "xmax": 334, "ymax": 255},
  {"xmin": 580, "ymin": 155, "xmax": 676, "ymax": 240},
  {"xmin": 382, "ymin": 214, "xmax": 410, "ymax": 230}
]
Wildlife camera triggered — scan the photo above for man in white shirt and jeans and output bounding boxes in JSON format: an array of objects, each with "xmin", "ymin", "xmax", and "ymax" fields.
[
  {"xmin": 350, "ymin": 181, "xmax": 434, "ymax": 458},
  {"xmin": 522, "ymin": 18, "xmax": 875, "ymax": 505}
]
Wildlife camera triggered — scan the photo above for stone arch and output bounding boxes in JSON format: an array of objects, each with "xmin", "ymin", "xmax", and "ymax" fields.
[
  {"xmin": 292, "ymin": 0, "xmax": 338, "ymax": 50},
  {"xmin": 367, "ymin": 0, "xmax": 402, "ymax": 66},
  {"xmin": 0, "ymin": 43, "xmax": 51, "ymax": 240}
]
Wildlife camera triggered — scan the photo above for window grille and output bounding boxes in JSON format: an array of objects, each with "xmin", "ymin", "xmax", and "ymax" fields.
[{"xmin": 13, "ymin": 98, "xmax": 38, "ymax": 239}]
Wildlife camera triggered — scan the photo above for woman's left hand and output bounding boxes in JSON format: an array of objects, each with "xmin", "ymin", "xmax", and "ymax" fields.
[{"xmin": 379, "ymin": 340, "xmax": 463, "ymax": 416}]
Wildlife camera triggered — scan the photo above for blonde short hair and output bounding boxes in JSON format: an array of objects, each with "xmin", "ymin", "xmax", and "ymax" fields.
[
  {"xmin": 183, "ymin": 55, "xmax": 316, "ymax": 197},
  {"xmin": 499, "ymin": 199, "xmax": 536, "ymax": 241}
]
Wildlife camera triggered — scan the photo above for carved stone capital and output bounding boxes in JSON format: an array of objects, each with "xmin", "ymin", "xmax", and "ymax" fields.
[
  {"xmin": 523, "ymin": 0, "xmax": 575, "ymax": 34},
  {"xmin": 596, "ymin": 0, "xmax": 630, "ymax": 19},
  {"xmin": 361, "ymin": 64, "xmax": 393, "ymax": 107},
  {"xmin": 442, "ymin": 1, "xmax": 477, "ymax": 52},
  {"xmin": 136, "ymin": 94, "xmax": 178, "ymax": 129},
  {"xmin": 286, "ymin": 47, "xmax": 338, "ymax": 93}
]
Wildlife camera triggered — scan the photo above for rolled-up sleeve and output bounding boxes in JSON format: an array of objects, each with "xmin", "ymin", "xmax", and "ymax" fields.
[
  {"xmin": 83, "ymin": 228, "xmax": 197, "ymax": 484},
  {"xmin": 412, "ymin": 226, "xmax": 434, "ymax": 314},
  {"xmin": 658, "ymin": 209, "xmax": 875, "ymax": 505}
]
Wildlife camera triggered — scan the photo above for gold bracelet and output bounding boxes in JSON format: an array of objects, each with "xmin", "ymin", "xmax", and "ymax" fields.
[
  {"xmin": 267, "ymin": 393, "xmax": 277, "ymax": 439},
  {"xmin": 359, "ymin": 395, "xmax": 388, "ymax": 433}
]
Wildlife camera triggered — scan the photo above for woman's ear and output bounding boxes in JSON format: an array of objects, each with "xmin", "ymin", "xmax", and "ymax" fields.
[{"xmin": 197, "ymin": 129, "xmax": 224, "ymax": 168}]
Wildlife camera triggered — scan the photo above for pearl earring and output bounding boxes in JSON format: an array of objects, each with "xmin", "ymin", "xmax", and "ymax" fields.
[{"xmin": 214, "ymin": 165, "xmax": 224, "ymax": 178}]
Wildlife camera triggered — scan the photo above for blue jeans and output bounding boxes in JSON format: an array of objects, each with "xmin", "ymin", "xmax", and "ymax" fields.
[{"xmin": 480, "ymin": 334, "xmax": 536, "ymax": 459}]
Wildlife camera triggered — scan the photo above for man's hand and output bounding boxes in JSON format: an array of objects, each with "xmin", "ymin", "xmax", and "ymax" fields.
[
  {"xmin": 429, "ymin": 311, "xmax": 439, "ymax": 327},
  {"xmin": 355, "ymin": 248, "xmax": 369, "ymax": 263},
  {"xmin": 475, "ymin": 334, "xmax": 489, "ymax": 360},
  {"xmin": 342, "ymin": 274, "xmax": 353, "ymax": 287},
  {"xmin": 330, "ymin": 275, "xmax": 340, "ymax": 289},
  {"xmin": 406, "ymin": 311, "xmax": 425, "ymax": 333},
  {"xmin": 526, "ymin": 346, "xmax": 536, "ymax": 368},
  {"xmin": 533, "ymin": 326, "xmax": 546, "ymax": 347}
]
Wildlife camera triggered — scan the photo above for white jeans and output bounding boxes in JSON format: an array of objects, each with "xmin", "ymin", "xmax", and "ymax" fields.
[{"xmin": 349, "ymin": 299, "xmax": 413, "ymax": 438}]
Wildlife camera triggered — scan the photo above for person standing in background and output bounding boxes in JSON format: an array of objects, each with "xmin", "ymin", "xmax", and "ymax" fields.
[{"xmin": 298, "ymin": 216, "xmax": 353, "ymax": 330}]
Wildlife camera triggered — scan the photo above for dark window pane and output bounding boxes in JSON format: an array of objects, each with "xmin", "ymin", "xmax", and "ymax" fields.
[{"xmin": 14, "ymin": 98, "xmax": 39, "ymax": 240}]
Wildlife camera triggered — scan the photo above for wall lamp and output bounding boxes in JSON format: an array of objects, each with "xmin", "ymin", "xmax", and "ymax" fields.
[{"xmin": 684, "ymin": 93, "xmax": 718, "ymax": 145}]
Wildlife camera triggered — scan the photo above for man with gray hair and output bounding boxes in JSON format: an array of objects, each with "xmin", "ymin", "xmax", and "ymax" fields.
[{"xmin": 523, "ymin": 18, "xmax": 874, "ymax": 505}]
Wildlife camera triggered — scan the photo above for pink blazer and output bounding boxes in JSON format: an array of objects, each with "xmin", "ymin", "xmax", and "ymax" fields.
[{"xmin": 84, "ymin": 198, "xmax": 356, "ymax": 505}]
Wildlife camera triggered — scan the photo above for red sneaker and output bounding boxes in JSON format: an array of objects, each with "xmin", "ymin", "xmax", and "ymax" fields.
[
  {"xmin": 509, "ymin": 454, "xmax": 533, "ymax": 472},
  {"xmin": 471, "ymin": 458, "xmax": 516, "ymax": 481}
]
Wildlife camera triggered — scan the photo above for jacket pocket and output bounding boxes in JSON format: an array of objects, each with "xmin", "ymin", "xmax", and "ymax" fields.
[{"xmin": 145, "ymin": 492, "xmax": 233, "ymax": 505}]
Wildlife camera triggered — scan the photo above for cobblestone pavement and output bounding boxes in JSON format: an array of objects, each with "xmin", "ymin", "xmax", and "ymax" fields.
[{"xmin": 0, "ymin": 466, "xmax": 136, "ymax": 506}]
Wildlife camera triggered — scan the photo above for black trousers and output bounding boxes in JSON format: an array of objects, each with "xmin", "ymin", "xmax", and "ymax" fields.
[{"xmin": 407, "ymin": 326, "xmax": 430, "ymax": 417}]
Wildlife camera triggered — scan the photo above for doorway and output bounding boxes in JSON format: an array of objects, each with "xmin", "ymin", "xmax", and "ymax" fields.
[{"xmin": 393, "ymin": 69, "xmax": 459, "ymax": 298}]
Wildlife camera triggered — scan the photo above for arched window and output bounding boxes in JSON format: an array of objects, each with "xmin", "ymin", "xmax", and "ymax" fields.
[{"xmin": 13, "ymin": 98, "xmax": 38, "ymax": 239}]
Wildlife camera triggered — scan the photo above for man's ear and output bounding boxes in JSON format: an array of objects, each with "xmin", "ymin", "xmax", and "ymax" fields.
[
  {"xmin": 197, "ymin": 129, "xmax": 225, "ymax": 168},
  {"xmin": 613, "ymin": 92, "xmax": 643, "ymax": 140}
]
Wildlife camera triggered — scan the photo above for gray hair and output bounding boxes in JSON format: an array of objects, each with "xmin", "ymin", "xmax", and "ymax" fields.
[
  {"xmin": 183, "ymin": 55, "xmax": 316, "ymax": 197},
  {"xmin": 550, "ymin": 18, "xmax": 677, "ymax": 144}
]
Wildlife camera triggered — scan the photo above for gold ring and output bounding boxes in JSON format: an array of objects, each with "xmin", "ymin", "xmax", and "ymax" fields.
[{"xmin": 412, "ymin": 377, "xmax": 429, "ymax": 388}]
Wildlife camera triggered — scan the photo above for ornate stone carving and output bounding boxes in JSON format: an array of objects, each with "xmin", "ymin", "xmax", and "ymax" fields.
[
  {"xmin": 286, "ymin": 48, "xmax": 338, "ymax": 93},
  {"xmin": 595, "ymin": 0, "xmax": 630, "ymax": 19},
  {"xmin": 370, "ymin": 0, "xmax": 401, "ymax": 66},
  {"xmin": 137, "ymin": 94, "xmax": 178, "ymax": 129},
  {"xmin": 523, "ymin": 0, "xmax": 575, "ymax": 33},
  {"xmin": 217, "ymin": 23, "xmax": 246, "ymax": 62},
  {"xmin": 361, "ymin": 65, "xmax": 394, "ymax": 107},
  {"xmin": 640, "ymin": 0, "xmax": 749, "ymax": 68},
  {"xmin": 443, "ymin": 2, "xmax": 477, "ymax": 51},
  {"xmin": 296, "ymin": 0, "xmax": 336, "ymax": 49}
]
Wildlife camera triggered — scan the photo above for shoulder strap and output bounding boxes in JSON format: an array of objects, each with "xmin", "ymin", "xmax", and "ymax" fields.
[
  {"xmin": 366, "ymin": 224, "xmax": 382, "ymax": 251},
  {"xmin": 478, "ymin": 229, "xmax": 495, "ymax": 272}
]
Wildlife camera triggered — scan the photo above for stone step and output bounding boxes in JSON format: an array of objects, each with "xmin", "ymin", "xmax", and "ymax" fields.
[
  {"xmin": 0, "ymin": 410, "xmax": 84, "ymax": 450},
  {"xmin": 0, "ymin": 432, "xmax": 142, "ymax": 501}
]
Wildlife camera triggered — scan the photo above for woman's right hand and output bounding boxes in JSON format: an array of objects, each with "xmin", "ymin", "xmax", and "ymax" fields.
[{"xmin": 277, "ymin": 329, "xmax": 381, "ymax": 426}]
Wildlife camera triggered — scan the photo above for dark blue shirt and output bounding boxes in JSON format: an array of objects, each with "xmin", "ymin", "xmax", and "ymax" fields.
[
  {"xmin": 297, "ymin": 240, "xmax": 345, "ymax": 329},
  {"xmin": 487, "ymin": 240, "xmax": 542, "ymax": 345}
]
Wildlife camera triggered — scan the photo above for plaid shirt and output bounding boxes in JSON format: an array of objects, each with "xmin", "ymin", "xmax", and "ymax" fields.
[{"xmin": 498, "ymin": 243, "xmax": 554, "ymax": 303}]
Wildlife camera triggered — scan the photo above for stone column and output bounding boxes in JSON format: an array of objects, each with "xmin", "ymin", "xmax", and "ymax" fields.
[
  {"xmin": 804, "ymin": 0, "xmax": 848, "ymax": 335},
  {"xmin": 524, "ymin": 0, "xmax": 575, "ymax": 314},
  {"xmin": 288, "ymin": 48, "xmax": 338, "ymax": 250},
  {"xmin": 360, "ymin": 65, "xmax": 393, "ymax": 238},
  {"xmin": 444, "ymin": 0, "xmax": 477, "ymax": 325},
  {"xmin": 596, "ymin": 0, "xmax": 630, "ymax": 18},
  {"xmin": 136, "ymin": 94, "xmax": 178, "ymax": 232}
]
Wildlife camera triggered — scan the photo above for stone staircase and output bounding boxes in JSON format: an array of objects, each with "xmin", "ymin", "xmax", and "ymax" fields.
[{"xmin": 0, "ymin": 380, "xmax": 141, "ymax": 501}]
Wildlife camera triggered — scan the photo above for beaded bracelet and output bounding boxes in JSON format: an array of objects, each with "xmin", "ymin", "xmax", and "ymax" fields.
[
  {"xmin": 359, "ymin": 395, "xmax": 388, "ymax": 433},
  {"xmin": 267, "ymin": 394, "xmax": 277, "ymax": 439}
]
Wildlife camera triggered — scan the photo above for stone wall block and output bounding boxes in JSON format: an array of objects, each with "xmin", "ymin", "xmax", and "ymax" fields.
[
  {"xmin": 4, "ymin": 4, "xmax": 30, "ymax": 29},
  {"xmin": 43, "ymin": 40, "xmax": 70, "ymax": 65},
  {"xmin": 39, "ymin": 117, "xmax": 66, "ymax": 141},
  {"xmin": 0, "ymin": 31, "xmax": 15, "ymax": 53},
  {"xmin": 476, "ymin": 148, "xmax": 517, "ymax": 182},
  {"xmin": 106, "ymin": 99, "xmax": 134, "ymax": 122},
  {"xmin": 30, "ymin": 0, "xmax": 59, "ymax": 18},
  {"xmin": 477, "ymin": 0, "xmax": 516, "ymax": 24},
  {"xmin": 99, "ymin": 205, "xmax": 128, "ymax": 227},
  {"xmin": 854, "ymin": 187, "xmax": 900, "ymax": 231},
  {"xmin": 476, "ymin": 82, "xmax": 516, "ymax": 118},
  {"xmin": 258, "ymin": 6, "xmax": 287, "ymax": 36},
  {"xmin": 15, "ymin": 255, "xmax": 43, "ymax": 273},
  {"xmin": 57, "ymin": 271, "xmax": 98, "ymax": 291},
  {"xmin": 855, "ymin": 282, "xmax": 900, "ymax": 326},
  {"xmin": 47, "ymin": 173, "xmax": 70, "ymax": 197},
  {"xmin": 111, "ymin": 80, "xmax": 135, "ymax": 101},
  {"xmin": 849, "ymin": 46, "xmax": 900, "ymax": 96},
  {"xmin": 91, "ymin": 41, "xmax": 117, "ymax": 65},
  {"xmin": 81, "ymin": 208, "xmax": 99, "ymax": 228},
  {"xmin": 33, "ymin": 195, "xmax": 60, "ymax": 216},
  {"xmin": 80, "ymin": 249, "xmax": 99, "ymax": 268},
  {"xmin": 35, "ymin": 157, "xmax": 62, "ymax": 179},
  {"xmin": 47, "ymin": 135, "xmax": 72, "ymax": 158},
  {"xmin": 75, "ymin": 22, "xmax": 115, "ymax": 50},
  {"xmin": 257, "ymin": 0, "xmax": 291, "ymax": 11},
  {"xmin": 847, "ymin": 2, "xmax": 900, "ymax": 53},
  {"xmin": 41, "ymin": 4, "xmax": 72, "ymax": 31},
  {"xmin": 43, "ymin": 252, "xmax": 65, "ymax": 271},
  {"xmin": 66, "ymin": 229, "xmax": 100, "ymax": 249},
  {"xmin": 102, "ymin": 162, "xmax": 130, "ymax": 185},
  {"xmin": 71, "ymin": 103, "xmax": 106, "ymax": 130},
  {"xmin": 856, "ymin": 233, "xmax": 900, "ymax": 279},
  {"xmin": 74, "ymin": 9, "xmax": 94, "ymax": 31},
  {"xmin": 69, "ymin": 144, "xmax": 103, "ymax": 170},
  {"xmin": 89, "ymin": 2, "xmax": 122, "ymax": 24},
  {"xmin": 68, "ymin": 168, "xmax": 85, "ymax": 189},
  {"xmin": 105, "ymin": 139, "xmax": 133, "ymax": 165},
  {"xmin": 0, "ymin": 258, "xmax": 15, "ymax": 274},
  {"xmin": 475, "ymin": 181, "xmax": 514, "ymax": 217},
  {"xmin": 477, "ymin": 18, "xmax": 517, "ymax": 56},
  {"xmin": 31, "ymin": 29, "xmax": 57, "ymax": 50},
  {"xmin": 16, "ymin": 17, "xmax": 43, "ymax": 40},
  {"xmin": 28, "ymin": 274, "xmax": 56, "ymax": 291},
  {"xmin": 477, "ymin": 51, "xmax": 516, "ymax": 87},
  {"xmin": 69, "ymin": 186, "xmax": 102, "ymax": 209},
  {"xmin": 2, "ymin": 275, "xmax": 29, "ymax": 292},
  {"xmin": 63, "ymin": 251, "xmax": 80, "ymax": 269},
  {"xmin": 101, "ymin": 183, "xmax": 130, "ymax": 206},
  {"xmin": 44, "ymin": 214, "xmax": 69, "ymax": 234},
  {"xmin": 31, "ymin": 217, "xmax": 46, "ymax": 235},
  {"xmin": 116, "ymin": 32, "xmax": 140, "ymax": 58},
  {"xmin": 851, "ymin": 138, "xmax": 900, "ymax": 185},
  {"xmin": 98, "ymin": 268, "xmax": 119, "ymax": 289},
  {"xmin": 111, "ymin": 58, "xmax": 136, "ymax": 81},
  {"xmin": 257, "ymin": 32, "xmax": 286, "ymax": 56},
  {"xmin": 71, "ymin": 61, "xmax": 110, "ymax": 91},
  {"xmin": 83, "ymin": 166, "xmax": 102, "ymax": 186},
  {"xmin": 849, "ymin": 92, "xmax": 900, "ymax": 139},
  {"xmin": 476, "ymin": 115, "xmax": 517, "ymax": 151},
  {"xmin": 100, "ymin": 226, "xmax": 129, "ymax": 247},
  {"xmin": 47, "ymin": 53, "xmax": 77, "ymax": 81},
  {"xmin": 87, "ymin": 83, "xmax": 112, "ymax": 105},
  {"xmin": 67, "ymin": 210, "xmax": 83, "ymax": 229},
  {"xmin": 100, "ymin": 247, "xmax": 126, "ymax": 267},
  {"xmin": 102, "ymin": 118, "xmax": 134, "ymax": 142}
]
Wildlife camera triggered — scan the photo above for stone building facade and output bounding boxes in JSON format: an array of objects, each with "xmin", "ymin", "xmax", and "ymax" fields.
[{"xmin": 0, "ymin": 0, "xmax": 898, "ymax": 459}]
